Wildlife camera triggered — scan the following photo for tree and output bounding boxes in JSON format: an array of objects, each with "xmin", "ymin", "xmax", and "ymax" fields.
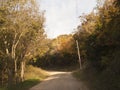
[
  {"xmin": 74, "ymin": 0, "xmax": 120, "ymax": 70},
  {"xmin": 32, "ymin": 34, "xmax": 78, "ymax": 69},
  {"xmin": 0, "ymin": 0, "xmax": 45, "ymax": 86}
]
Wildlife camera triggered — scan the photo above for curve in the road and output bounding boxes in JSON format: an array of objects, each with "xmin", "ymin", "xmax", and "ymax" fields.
[{"xmin": 30, "ymin": 71, "xmax": 88, "ymax": 90}]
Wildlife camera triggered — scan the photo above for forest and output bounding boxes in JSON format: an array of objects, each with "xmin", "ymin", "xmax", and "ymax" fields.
[{"xmin": 0, "ymin": 0, "xmax": 120, "ymax": 90}]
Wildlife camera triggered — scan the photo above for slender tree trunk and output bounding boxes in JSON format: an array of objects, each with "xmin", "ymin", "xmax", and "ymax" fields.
[
  {"xmin": 14, "ymin": 59, "xmax": 18, "ymax": 83},
  {"xmin": 5, "ymin": 47, "xmax": 15, "ymax": 86},
  {"xmin": 20, "ymin": 61, "xmax": 25, "ymax": 82},
  {"xmin": 76, "ymin": 40, "xmax": 82, "ymax": 70},
  {"xmin": 12, "ymin": 41, "xmax": 18, "ymax": 84}
]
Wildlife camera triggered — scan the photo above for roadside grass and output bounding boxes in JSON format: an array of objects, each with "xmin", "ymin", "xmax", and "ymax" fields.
[
  {"xmin": 0, "ymin": 87, "xmax": 6, "ymax": 90},
  {"xmin": 0, "ymin": 65, "xmax": 49, "ymax": 90},
  {"xmin": 7, "ymin": 79, "xmax": 40, "ymax": 90},
  {"xmin": 73, "ymin": 68, "xmax": 99, "ymax": 90},
  {"xmin": 73, "ymin": 67, "xmax": 120, "ymax": 90},
  {"xmin": 24, "ymin": 65, "xmax": 49, "ymax": 80}
]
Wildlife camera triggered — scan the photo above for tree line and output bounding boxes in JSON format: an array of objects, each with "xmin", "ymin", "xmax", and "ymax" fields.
[{"xmin": 30, "ymin": 34, "xmax": 79, "ymax": 69}]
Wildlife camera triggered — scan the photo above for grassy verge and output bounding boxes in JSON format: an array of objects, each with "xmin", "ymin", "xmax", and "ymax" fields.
[
  {"xmin": 24, "ymin": 65, "xmax": 49, "ymax": 80},
  {"xmin": 0, "ymin": 65, "xmax": 49, "ymax": 90},
  {"xmin": 73, "ymin": 68, "xmax": 98, "ymax": 90},
  {"xmin": 0, "ymin": 87, "xmax": 6, "ymax": 90},
  {"xmin": 7, "ymin": 79, "xmax": 40, "ymax": 90},
  {"xmin": 73, "ymin": 67, "xmax": 120, "ymax": 90}
]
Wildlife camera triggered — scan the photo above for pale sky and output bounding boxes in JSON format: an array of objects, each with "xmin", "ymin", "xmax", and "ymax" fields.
[{"xmin": 37, "ymin": 0, "xmax": 97, "ymax": 38}]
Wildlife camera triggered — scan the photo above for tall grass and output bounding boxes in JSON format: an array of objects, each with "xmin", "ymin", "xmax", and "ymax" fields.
[{"xmin": 24, "ymin": 65, "xmax": 49, "ymax": 80}]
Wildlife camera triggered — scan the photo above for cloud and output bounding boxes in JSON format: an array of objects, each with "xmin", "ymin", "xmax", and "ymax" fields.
[{"xmin": 38, "ymin": 0, "xmax": 97, "ymax": 38}]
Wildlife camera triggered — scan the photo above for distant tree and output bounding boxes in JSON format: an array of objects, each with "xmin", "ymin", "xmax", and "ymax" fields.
[{"xmin": 33, "ymin": 34, "xmax": 78, "ymax": 69}]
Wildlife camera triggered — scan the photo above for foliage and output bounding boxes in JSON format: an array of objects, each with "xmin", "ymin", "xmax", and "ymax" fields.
[
  {"xmin": 74, "ymin": 0, "xmax": 120, "ymax": 89},
  {"xmin": 0, "ymin": 0, "xmax": 45, "ymax": 86},
  {"xmin": 30, "ymin": 34, "xmax": 79, "ymax": 69}
]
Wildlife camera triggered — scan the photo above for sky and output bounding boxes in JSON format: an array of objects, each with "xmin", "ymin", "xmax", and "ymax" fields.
[{"xmin": 37, "ymin": 0, "xmax": 97, "ymax": 38}]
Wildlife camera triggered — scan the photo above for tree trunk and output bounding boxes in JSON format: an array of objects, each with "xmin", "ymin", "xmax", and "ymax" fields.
[
  {"xmin": 20, "ymin": 61, "xmax": 25, "ymax": 82},
  {"xmin": 8, "ymin": 68, "xmax": 14, "ymax": 86},
  {"xmin": 14, "ymin": 59, "xmax": 18, "ymax": 83},
  {"xmin": 76, "ymin": 40, "xmax": 82, "ymax": 70},
  {"xmin": 7, "ymin": 58, "xmax": 15, "ymax": 86}
]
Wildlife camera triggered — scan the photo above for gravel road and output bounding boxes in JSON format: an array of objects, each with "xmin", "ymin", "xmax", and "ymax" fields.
[{"xmin": 30, "ymin": 71, "xmax": 88, "ymax": 90}]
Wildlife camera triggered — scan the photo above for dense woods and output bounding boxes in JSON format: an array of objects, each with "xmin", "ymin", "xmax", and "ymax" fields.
[{"xmin": 0, "ymin": 0, "xmax": 120, "ymax": 90}]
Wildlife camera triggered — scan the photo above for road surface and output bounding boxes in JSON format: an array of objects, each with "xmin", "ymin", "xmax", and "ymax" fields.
[{"xmin": 30, "ymin": 71, "xmax": 88, "ymax": 90}]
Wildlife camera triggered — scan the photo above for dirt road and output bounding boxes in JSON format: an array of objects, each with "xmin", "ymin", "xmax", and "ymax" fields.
[{"xmin": 30, "ymin": 71, "xmax": 88, "ymax": 90}]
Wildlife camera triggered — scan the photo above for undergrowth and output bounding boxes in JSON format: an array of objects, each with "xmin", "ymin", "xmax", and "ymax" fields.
[
  {"xmin": 73, "ymin": 66, "xmax": 120, "ymax": 90},
  {"xmin": 0, "ymin": 65, "xmax": 49, "ymax": 90}
]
